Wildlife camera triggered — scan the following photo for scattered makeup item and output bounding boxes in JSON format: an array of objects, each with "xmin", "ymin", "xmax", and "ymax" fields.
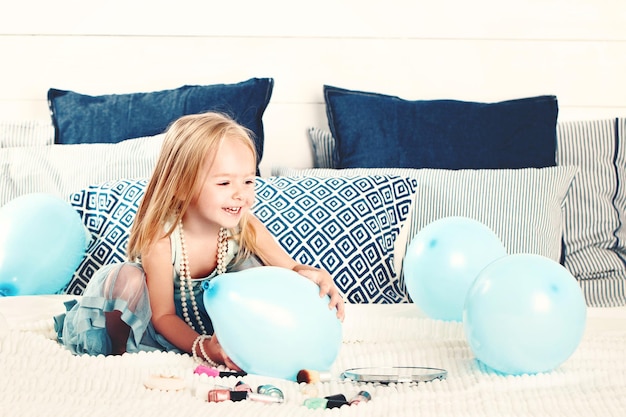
[
  {"xmin": 325, "ymin": 394, "xmax": 348, "ymax": 402},
  {"xmin": 296, "ymin": 369, "xmax": 332, "ymax": 384},
  {"xmin": 303, "ymin": 394, "xmax": 348, "ymax": 410},
  {"xmin": 302, "ymin": 392, "xmax": 373, "ymax": 409},
  {"xmin": 247, "ymin": 392, "xmax": 285, "ymax": 404},
  {"xmin": 256, "ymin": 384, "xmax": 285, "ymax": 401},
  {"xmin": 340, "ymin": 366, "xmax": 447, "ymax": 384},
  {"xmin": 143, "ymin": 374, "xmax": 187, "ymax": 391},
  {"xmin": 207, "ymin": 388, "xmax": 284, "ymax": 404},
  {"xmin": 207, "ymin": 389, "xmax": 247, "ymax": 403},
  {"xmin": 193, "ymin": 364, "xmax": 247, "ymax": 378},
  {"xmin": 349, "ymin": 390, "xmax": 372, "ymax": 405},
  {"xmin": 233, "ymin": 380, "xmax": 253, "ymax": 393}
]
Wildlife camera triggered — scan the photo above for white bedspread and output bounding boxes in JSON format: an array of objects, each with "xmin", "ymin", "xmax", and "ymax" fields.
[{"xmin": 1, "ymin": 296, "xmax": 625, "ymax": 416}]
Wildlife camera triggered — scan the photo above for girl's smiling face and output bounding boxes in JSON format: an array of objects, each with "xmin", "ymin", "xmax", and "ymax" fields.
[{"xmin": 189, "ymin": 136, "xmax": 257, "ymax": 229}]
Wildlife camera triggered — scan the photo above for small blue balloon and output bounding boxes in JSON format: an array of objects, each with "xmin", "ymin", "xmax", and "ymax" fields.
[
  {"xmin": 203, "ymin": 266, "xmax": 342, "ymax": 381},
  {"xmin": 0, "ymin": 193, "xmax": 90, "ymax": 296},
  {"xmin": 403, "ymin": 216, "xmax": 507, "ymax": 321},
  {"xmin": 463, "ymin": 254, "xmax": 587, "ymax": 375}
]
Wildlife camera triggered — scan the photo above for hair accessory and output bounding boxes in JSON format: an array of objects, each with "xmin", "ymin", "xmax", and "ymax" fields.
[
  {"xmin": 256, "ymin": 384, "xmax": 284, "ymax": 400},
  {"xmin": 340, "ymin": 366, "xmax": 447, "ymax": 384}
]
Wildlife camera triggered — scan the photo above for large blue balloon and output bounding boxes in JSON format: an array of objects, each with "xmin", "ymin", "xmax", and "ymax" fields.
[
  {"xmin": 0, "ymin": 193, "xmax": 89, "ymax": 296},
  {"xmin": 463, "ymin": 254, "xmax": 587, "ymax": 375},
  {"xmin": 403, "ymin": 216, "xmax": 507, "ymax": 321},
  {"xmin": 203, "ymin": 266, "xmax": 343, "ymax": 381}
]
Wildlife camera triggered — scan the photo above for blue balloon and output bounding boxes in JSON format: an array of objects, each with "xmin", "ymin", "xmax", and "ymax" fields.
[
  {"xmin": 0, "ymin": 193, "xmax": 89, "ymax": 296},
  {"xmin": 403, "ymin": 216, "xmax": 507, "ymax": 321},
  {"xmin": 463, "ymin": 254, "xmax": 587, "ymax": 375},
  {"xmin": 203, "ymin": 266, "xmax": 342, "ymax": 381}
]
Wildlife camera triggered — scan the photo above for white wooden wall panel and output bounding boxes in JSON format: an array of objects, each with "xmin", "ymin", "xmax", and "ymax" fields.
[
  {"xmin": 1, "ymin": 37, "xmax": 623, "ymax": 112},
  {"xmin": 0, "ymin": 0, "xmax": 624, "ymax": 174},
  {"xmin": 2, "ymin": 0, "xmax": 625, "ymax": 40}
]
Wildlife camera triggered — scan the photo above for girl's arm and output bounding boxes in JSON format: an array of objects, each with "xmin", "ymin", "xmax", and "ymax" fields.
[
  {"xmin": 142, "ymin": 237, "xmax": 240, "ymax": 369},
  {"xmin": 248, "ymin": 215, "xmax": 346, "ymax": 320}
]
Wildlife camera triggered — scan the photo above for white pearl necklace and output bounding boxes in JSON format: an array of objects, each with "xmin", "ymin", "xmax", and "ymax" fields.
[{"xmin": 178, "ymin": 219, "xmax": 228, "ymax": 334}]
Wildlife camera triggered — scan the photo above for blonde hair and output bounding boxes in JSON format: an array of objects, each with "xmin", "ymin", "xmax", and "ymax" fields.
[{"xmin": 127, "ymin": 112, "xmax": 259, "ymax": 262}]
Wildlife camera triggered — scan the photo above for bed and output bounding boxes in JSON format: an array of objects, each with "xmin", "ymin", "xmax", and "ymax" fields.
[
  {"xmin": 2, "ymin": 79, "xmax": 626, "ymax": 416},
  {"xmin": 1, "ymin": 296, "xmax": 625, "ymax": 416}
]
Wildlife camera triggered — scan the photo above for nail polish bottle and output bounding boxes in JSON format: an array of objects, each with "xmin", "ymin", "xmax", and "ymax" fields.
[{"xmin": 207, "ymin": 389, "xmax": 247, "ymax": 402}]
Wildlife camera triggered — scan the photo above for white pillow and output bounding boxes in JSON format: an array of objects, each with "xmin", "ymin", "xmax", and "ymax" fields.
[
  {"xmin": 556, "ymin": 118, "xmax": 626, "ymax": 307},
  {"xmin": 0, "ymin": 135, "xmax": 163, "ymax": 207},
  {"xmin": 0, "ymin": 119, "xmax": 54, "ymax": 148},
  {"xmin": 308, "ymin": 124, "xmax": 626, "ymax": 308},
  {"xmin": 274, "ymin": 166, "xmax": 578, "ymax": 266}
]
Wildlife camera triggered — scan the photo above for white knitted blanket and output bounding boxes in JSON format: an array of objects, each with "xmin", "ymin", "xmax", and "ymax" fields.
[{"xmin": 1, "ymin": 298, "xmax": 625, "ymax": 417}]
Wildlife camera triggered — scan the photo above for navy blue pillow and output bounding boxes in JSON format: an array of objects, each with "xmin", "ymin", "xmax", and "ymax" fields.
[
  {"xmin": 324, "ymin": 85, "xmax": 558, "ymax": 169},
  {"xmin": 48, "ymin": 78, "xmax": 274, "ymax": 167}
]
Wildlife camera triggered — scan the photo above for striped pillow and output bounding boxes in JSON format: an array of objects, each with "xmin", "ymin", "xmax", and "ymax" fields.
[
  {"xmin": 0, "ymin": 120, "xmax": 54, "ymax": 148},
  {"xmin": 556, "ymin": 118, "xmax": 626, "ymax": 307},
  {"xmin": 0, "ymin": 135, "xmax": 163, "ymax": 207},
  {"xmin": 274, "ymin": 166, "xmax": 578, "ymax": 301},
  {"xmin": 308, "ymin": 124, "xmax": 626, "ymax": 307},
  {"xmin": 308, "ymin": 127, "xmax": 337, "ymax": 168}
]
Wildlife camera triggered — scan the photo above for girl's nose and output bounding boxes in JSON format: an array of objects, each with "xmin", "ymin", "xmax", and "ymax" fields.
[{"xmin": 232, "ymin": 186, "xmax": 244, "ymax": 200}]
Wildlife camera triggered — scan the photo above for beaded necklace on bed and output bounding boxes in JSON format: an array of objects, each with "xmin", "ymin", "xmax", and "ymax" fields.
[{"xmin": 177, "ymin": 219, "xmax": 228, "ymax": 334}]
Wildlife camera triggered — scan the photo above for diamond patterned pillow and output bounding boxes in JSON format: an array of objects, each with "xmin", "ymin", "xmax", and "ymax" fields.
[
  {"xmin": 253, "ymin": 175, "xmax": 417, "ymax": 303},
  {"xmin": 64, "ymin": 175, "xmax": 417, "ymax": 302},
  {"xmin": 65, "ymin": 178, "xmax": 147, "ymax": 295}
]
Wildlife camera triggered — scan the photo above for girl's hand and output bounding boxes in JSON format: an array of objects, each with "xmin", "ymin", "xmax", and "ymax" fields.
[
  {"xmin": 293, "ymin": 264, "xmax": 346, "ymax": 321},
  {"xmin": 204, "ymin": 334, "xmax": 242, "ymax": 371}
]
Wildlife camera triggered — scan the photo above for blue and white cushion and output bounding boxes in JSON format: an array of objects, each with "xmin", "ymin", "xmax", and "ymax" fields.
[
  {"xmin": 65, "ymin": 175, "xmax": 418, "ymax": 303},
  {"xmin": 66, "ymin": 179, "xmax": 147, "ymax": 295},
  {"xmin": 253, "ymin": 176, "xmax": 417, "ymax": 303}
]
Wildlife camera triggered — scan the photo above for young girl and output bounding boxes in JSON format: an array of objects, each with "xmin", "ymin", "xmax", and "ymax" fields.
[{"xmin": 55, "ymin": 112, "xmax": 345, "ymax": 370}]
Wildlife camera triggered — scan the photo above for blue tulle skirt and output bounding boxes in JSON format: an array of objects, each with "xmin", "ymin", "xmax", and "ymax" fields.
[{"xmin": 54, "ymin": 262, "xmax": 179, "ymax": 355}]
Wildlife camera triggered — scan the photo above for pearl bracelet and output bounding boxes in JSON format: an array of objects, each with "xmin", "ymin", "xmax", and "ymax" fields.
[{"xmin": 192, "ymin": 334, "xmax": 219, "ymax": 368}]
